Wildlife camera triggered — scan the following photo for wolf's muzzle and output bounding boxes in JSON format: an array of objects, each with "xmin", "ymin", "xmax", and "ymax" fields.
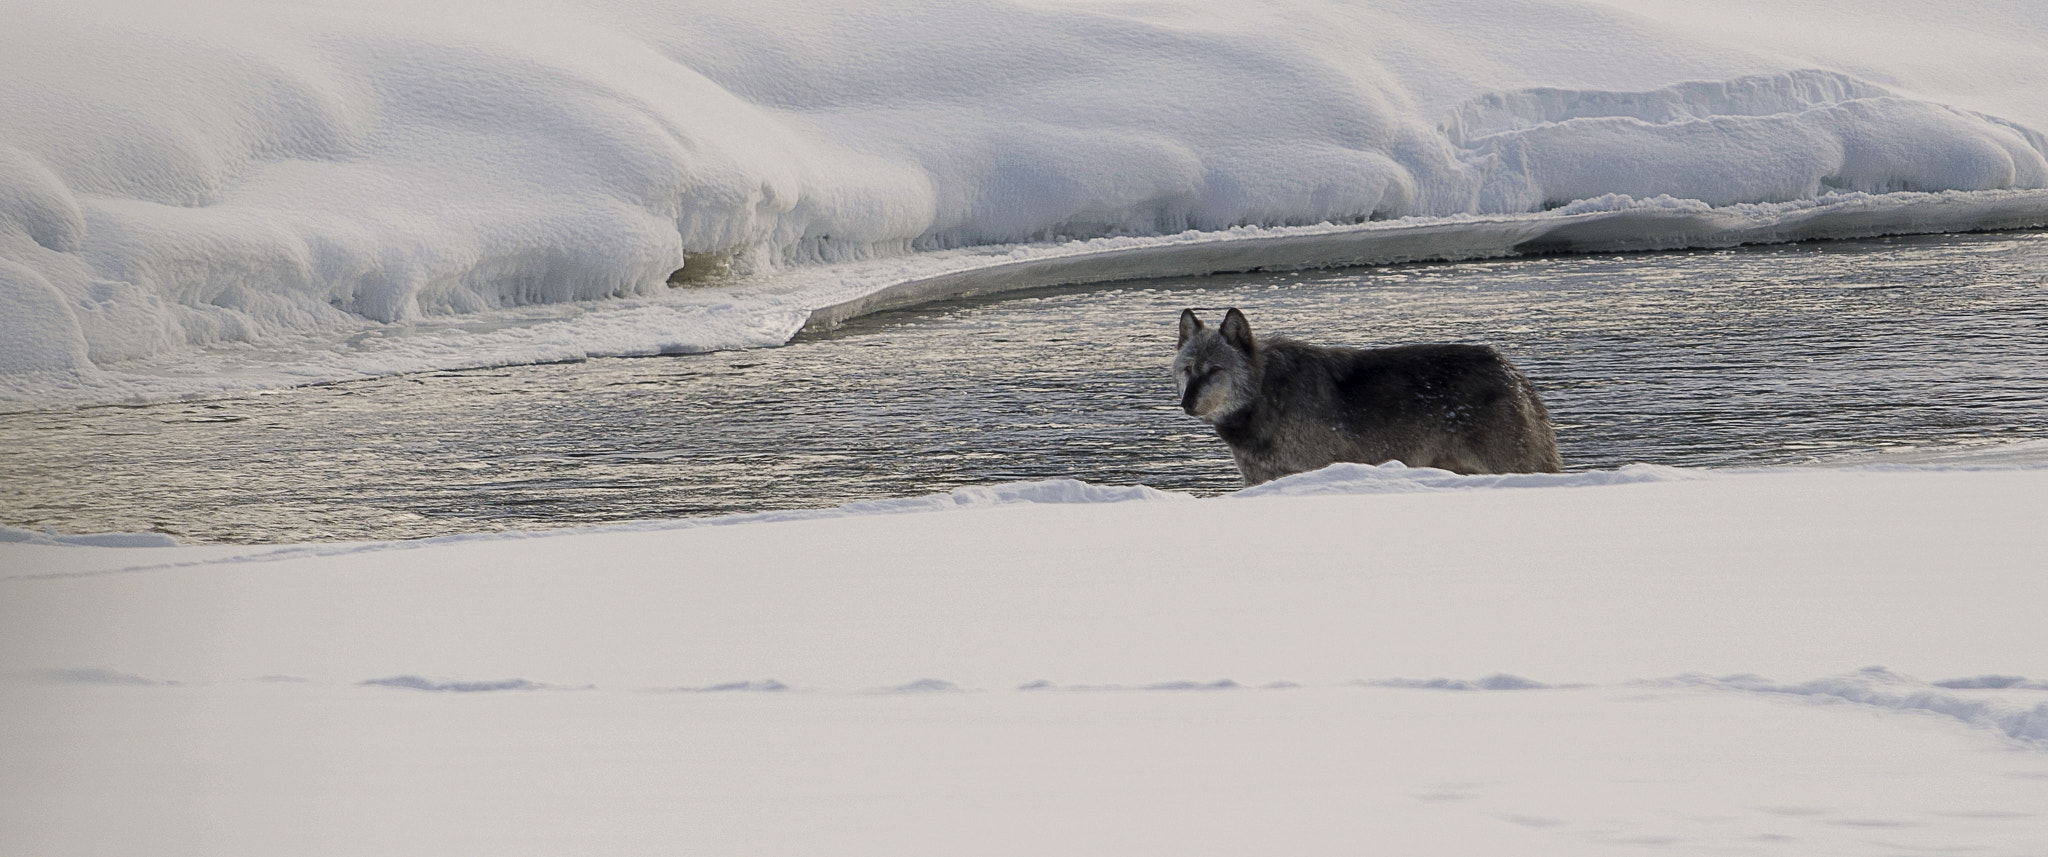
[{"xmin": 1180, "ymin": 378, "xmax": 1203, "ymax": 415}]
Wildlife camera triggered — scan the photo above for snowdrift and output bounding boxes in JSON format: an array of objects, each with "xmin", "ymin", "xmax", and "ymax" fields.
[{"xmin": 4, "ymin": 0, "xmax": 2048, "ymax": 408}]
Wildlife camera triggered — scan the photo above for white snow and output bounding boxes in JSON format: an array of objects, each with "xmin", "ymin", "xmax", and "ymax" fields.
[
  {"xmin": 5, "ymin": 0, "xmax": 2048, "ymax": 408},
  {"xmin": 5, "ymin": 464, "xmax": 2047, "ymax": 855}
]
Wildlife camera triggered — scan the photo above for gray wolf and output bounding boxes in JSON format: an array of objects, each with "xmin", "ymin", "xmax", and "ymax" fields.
[{"xmin": 1174, "ymin": 307, "xmax": 1561, "ymax": 485}]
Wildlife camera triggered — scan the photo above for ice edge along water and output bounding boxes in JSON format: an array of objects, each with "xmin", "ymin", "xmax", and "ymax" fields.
[
  {"xmin": 791, "ymin": 188, "xmax": 2048, "ymax": 332},
  {"xmin": 0, "ymin": 460, "xmax": 1687, "ymax": 556},
  {"xmin": 8, "ymin": 188, "xmax": 2048, "ymax": 413}
]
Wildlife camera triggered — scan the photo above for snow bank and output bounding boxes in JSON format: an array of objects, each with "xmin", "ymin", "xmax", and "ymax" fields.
[
  {"xmin": 5, "ymin": 0, "xmax": 2048, "ymax": 408},
  {"xmin": 5, "ymin": 465, "xmax": 2047, "ymax": 856},
  {"xmin": 1451, "ymin": 69, "xmax": 2048, "ymax": 209},
  {"xmin": 7, "ymin": 464, "xmax": 2043, "ymax": 685}
]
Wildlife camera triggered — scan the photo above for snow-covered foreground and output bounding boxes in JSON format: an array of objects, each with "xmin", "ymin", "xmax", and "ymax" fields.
[
  {"xmin": 6, "ymin": 464, "xmax": 2046, "ymax": 855},
  {"xmin": 7, "ymin": 0, "xmax": 2048, "ymax": 408}
]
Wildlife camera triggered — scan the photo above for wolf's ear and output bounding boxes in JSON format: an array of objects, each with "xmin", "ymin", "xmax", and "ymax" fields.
[
  {"xmin": 1177, "ymin": 308, "xmax": 1203, "ymax": 347},
  {"xmin": 1220, "ymin": 308, "xmax": 1254, "ymax": 352}
]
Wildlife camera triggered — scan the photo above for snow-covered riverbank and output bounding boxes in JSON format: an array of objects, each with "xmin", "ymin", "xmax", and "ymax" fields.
[
  {"xmin": 7, "ymin": 0, "xmax": 2048, "ymax": 408},
  {"xmin": 6, "ymin": 463, "xmax": 2046, "ymax": 855}
]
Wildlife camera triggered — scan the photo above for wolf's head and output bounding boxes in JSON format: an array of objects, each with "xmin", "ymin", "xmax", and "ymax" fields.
[{"xmin": 1172, "ymin": 308, "xmax": 1259, "ymax": 422}]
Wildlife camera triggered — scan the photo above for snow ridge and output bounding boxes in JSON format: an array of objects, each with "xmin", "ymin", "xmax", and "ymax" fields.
[
  {"xmin": 1358, "ymin": 674, "xmax": 1569, "ymax": 691},
  {"xmin": 1661, "ymin": 667, "xmax": 2048, "ymax": 747},
  {"xmin": 655, "ymin": 680, "xmax": 791, "ymax": 693},
  {"xmin": 30, "ymin": 667, "xmax": 169, "ymax": 686},
  {"xmin": 20, "ymin": 663, "xmax": 2048, "ymax": 751},
  {"xmin": 1017, "ymin": 679, "xmax": 1265, "ymax": 692},
  {"xmin": 359, "ymin": 676, "xmax": 547, "ymax": 693},
  {"xmin": 876, "ymin": 679, "xmax": 966, "ymax": 694}
]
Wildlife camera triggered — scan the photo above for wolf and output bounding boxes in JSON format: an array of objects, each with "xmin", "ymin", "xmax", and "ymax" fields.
[{"xmin": 1173, "ymin": 307, "xmax": 1561, "ymax": 485}]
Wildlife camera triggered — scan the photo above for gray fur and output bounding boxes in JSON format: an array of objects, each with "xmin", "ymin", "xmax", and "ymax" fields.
[{"xmin": 1174, "ymin": 307, "xmax": 1561, "ymax": 485}]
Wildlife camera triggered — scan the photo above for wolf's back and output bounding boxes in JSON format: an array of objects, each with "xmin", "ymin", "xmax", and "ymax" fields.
[{"xmin": 1247, "ymin": 339, "xmax": 1560, "ymax": 478}]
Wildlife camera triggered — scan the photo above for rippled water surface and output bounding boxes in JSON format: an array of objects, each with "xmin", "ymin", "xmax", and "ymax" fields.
[{"xmin": 5, "ymin": 231, "xmax": 2046, "ymax": 543}]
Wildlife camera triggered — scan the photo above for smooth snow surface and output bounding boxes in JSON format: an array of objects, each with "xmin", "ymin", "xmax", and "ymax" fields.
[
  {"xmin": 5, "ymin": 0, "xmax": 2048, "ymax": 407},
  {"xmin": 5, "ymin": 465, "xmax": 2047, "ymax": 855}
]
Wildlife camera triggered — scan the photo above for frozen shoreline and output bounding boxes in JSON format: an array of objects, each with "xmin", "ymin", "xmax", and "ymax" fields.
[{"xmin": 8, "ymin": 189, "xmax": 2047, "ymax": 413}]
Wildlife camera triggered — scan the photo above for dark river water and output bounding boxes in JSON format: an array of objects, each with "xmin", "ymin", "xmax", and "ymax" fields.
[{"xmin": 4, "ymin": 230, "xmax": 2045, "ymax": 543}]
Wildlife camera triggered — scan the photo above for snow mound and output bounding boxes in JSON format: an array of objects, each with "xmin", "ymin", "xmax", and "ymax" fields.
[
  {"xmin": 1017, "ymin": 679, "xmax": 1252, "ymax": 692},
  {"xmin": 657, "ymin": 680, "xmax": 791, "ymax": 693},
  {"xmin": 1667, "ymin": 667, "xmax": 2048, "ymax": 747},
  {"xmin": 1358, "ymin": 674, "xmax": 1567, "ymax": 691},
  {"xmin": 5, "ymin": 2, "xmax": 2048, "ymax": 409},
  {"xmin": 876, "ymin": 678, "xmax": 965, "ymax": 694},
  {"xmin": 1452, "ymin": 70, "xmax": 2048, "ymax": 210},
  {"xmin": 1934, "ymin": 675, "xmax": 2048, "ymax": 691}
]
